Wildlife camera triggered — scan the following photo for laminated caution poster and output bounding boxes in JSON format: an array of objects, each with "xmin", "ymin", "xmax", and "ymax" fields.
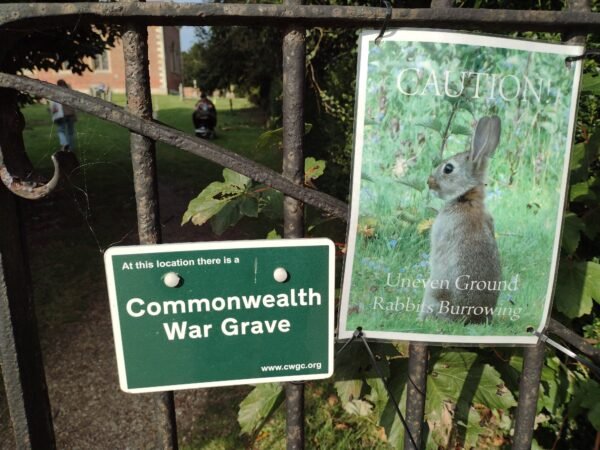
[{"xmin": 338, "ymin": 30, "xmax": 583, "ymax": 345}]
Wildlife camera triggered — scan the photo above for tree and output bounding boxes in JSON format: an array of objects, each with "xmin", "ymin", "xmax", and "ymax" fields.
[{"xmin": 0, "ymin": 0, "xmax": 119, "ymax": 178}]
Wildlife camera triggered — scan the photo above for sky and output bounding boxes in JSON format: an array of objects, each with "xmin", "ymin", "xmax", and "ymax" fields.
[
  {"xmin": 180, "ymin": 26, "xmax": 197, "ymax": 52},
  {"xmin": 174, "ymin": 0, "xmax": 204, "ymax": 52}
]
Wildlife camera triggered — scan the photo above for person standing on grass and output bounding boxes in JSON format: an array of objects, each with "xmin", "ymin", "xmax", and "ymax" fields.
[{"xmin": 49, "ymin": 79, "xmax": 77, "ymax": 151}]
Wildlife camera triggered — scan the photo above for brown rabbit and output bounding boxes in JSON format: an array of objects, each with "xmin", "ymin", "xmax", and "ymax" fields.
[{"xmin": 419, "ymin": 116, "xmax": 502, "ymax": 324}]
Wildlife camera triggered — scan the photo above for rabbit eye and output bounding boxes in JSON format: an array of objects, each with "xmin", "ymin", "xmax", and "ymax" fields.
[{"xmin": 443, "ymin": 163, "xmax": 454, "ymax": 174}]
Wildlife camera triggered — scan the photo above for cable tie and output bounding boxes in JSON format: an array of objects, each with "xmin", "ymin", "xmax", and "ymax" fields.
[
  {"xmin": 374, "ymin": 0, "xmax": 392, "ymax": 46},
  {"xmin": 534, "ymin": 330, "xmax": 600, "ymax": 378},
  {"xmin": 565, "ymin": 49, "xmax": 600, "ymax": 67}
]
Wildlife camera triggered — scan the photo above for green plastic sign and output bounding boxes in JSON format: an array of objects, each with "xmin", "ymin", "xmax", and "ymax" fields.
[{"xmin": 104, "ymin": 239, "xmax": 334, "ymax": 393}]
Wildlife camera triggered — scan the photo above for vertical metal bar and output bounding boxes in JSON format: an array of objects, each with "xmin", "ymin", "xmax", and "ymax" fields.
[
  {"xmin": 120, "ymin": 6, "xmax": 177, "ymax": 449},
  {"xmin": 404, "ymin": 343, "xmax": 428, "ymax": 450},
  {"xmin": 282, "ymin": 0, "xmax": 306, "ymax": 447},
  {"xmin": 513, "ymin": 1, "xmax": 588, "ymax": 449},
  {"xmin": 0, "ymin": 184, "xmax": 56, "ymax": 449},
  {"xmin": 512, "ymin": 342, "xmax": 545, "ymax": 450}
]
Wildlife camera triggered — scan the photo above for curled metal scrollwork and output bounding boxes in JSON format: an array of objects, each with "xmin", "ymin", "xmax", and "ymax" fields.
[{"xmin": 0, "ymin": 153, "xmax": 61, "ymax": 200}]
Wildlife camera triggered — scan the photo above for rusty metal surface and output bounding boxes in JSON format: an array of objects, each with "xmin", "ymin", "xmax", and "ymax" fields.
[
  {"xmin": 512, "ymin": 1, "xmax": 588, "ymax": 449},
  {"xmin": 0, "ymin": 73, "xmax": 348, "ymax": 220},
  {"xmin": 0, "ymin": 153, "xmax": 60, "ymax": 200},
  {"xmin": 2, "ymin": 3, "xmax": 600, "ymax": 32},
  {"xmin": 404, "ymin": 343, "xmax": 428, "ymax": 450},
  {"xmin": 121, "ymin": 15, "xmax": 178, "ymax": 449},
  {"xmin": 548, "ymin": 319, "xmax": 600, "ymax": 363},
  {"xmin": 0, "ymin": 184, "xmax": 56, "ymax": 449},
  {"xmin": 512, "ymin": 343, "xmax": 545, "ymax": 450},
  {"xmin": 282, "ymin": 0, "xmax": 306, "ymax": 445}
]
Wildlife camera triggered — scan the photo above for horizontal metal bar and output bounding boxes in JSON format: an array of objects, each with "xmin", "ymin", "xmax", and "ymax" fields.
[
  {"xmin": 0, "ymin": 73, "xmax": 348, "ymax": 220},
  {"xmin": 1, "ymin": 2, "xmax": 600, "ymax": 32},
  {"xmin": 548, "ymin": 318, "xmax": 600, "ymax": 364}
]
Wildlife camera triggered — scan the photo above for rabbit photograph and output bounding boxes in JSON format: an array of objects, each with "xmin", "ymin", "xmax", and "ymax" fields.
[{"xmin": 339, "ymin": 30, "xmax": 582, "ymax": 344}]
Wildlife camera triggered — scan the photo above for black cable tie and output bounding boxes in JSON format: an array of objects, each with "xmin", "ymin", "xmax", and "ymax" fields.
[
  {"xmin": 374, "ymin": 0, "xmax": 392, "ymax": 46},
  {"xmin": 565, "ymin": 49, "xmax": 600, "ymax": 67},
  {"xmin": 357, "ymin": 332, "xmax": 418, "ymax": 450},
  {"xmin": 533, "ymin": 330, "xmax": 600, "ymax": 379},
  {"xmin": 335, "ymin": 327, "xmax": 362, "ymax": 357}
]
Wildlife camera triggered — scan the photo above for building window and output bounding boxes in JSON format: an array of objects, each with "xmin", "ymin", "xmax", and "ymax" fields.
[{"xmin": 93, "ymin": 51, "xmax": 110, "ymax": 71}]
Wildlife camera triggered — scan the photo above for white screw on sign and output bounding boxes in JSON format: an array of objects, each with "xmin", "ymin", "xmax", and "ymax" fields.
[
  {"xmin": 163, "ymin": 272, "xmax": 181, "ymax": 288},
  {"xmin": 273, "ymin": 267, "xmax": 288, "ymax": 283}
]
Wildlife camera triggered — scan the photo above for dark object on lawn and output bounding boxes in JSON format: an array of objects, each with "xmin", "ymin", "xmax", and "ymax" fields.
[{"xmin": 193, "ymin": 92, "xmax": 217, "ymax": 139}]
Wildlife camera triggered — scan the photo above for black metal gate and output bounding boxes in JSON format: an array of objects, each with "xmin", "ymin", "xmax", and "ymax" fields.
[{"xmin": 0, "ymin": 1, "xmax": 599, "ymax": 449}]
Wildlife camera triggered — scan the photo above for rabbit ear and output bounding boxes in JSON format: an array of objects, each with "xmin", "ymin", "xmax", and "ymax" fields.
[{"xmin": 470, "ymin": 115, "xmax": 501, "ymax": 165}]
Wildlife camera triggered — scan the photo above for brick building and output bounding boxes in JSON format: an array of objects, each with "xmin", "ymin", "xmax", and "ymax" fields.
[{"xmin": 33, "ymin": 26, "xmax": 183, "ymax": 95}]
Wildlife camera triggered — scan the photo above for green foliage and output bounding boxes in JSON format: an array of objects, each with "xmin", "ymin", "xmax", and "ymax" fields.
[
  {"xmin": 0, "ymin": 1, "xmax": 119, "ymax": 76},
  {"xmin": 183, "ymin": 127, "xmax": 327, "ymax": 235},
  {"xmin": 238, "ymin": 383, "xmax": 284, "ymax": 436}
]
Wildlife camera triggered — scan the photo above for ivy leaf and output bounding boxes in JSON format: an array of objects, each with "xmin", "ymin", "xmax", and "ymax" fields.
[
  {"xmin": 238, "ymin": 383, "xmax": 284, "ymax": 435},
  {"xmin": 555, "ymin": 261, "xmax": 600, "ymax": 318},
  {"xmin": 182, "ymin": 169, "xmax": 251, "ymax": 226},
  {"xmin": 561, "ymin": 213, "xmax": 585, "ymax": 255}
]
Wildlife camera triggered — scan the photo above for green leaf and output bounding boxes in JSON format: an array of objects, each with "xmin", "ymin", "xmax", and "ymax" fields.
[
  {"xmin": 258, "ymin": 188, "xmax": 283, "ymax": 221},
  {"xmin": 379, "ymin": 358, "xmax": 409, "ymax": 448},
  {"xmin": 255, "ymin": 128, "xmax": 283, "ymax": 153},
  {"xmin": 450, "ymin": 123, "xmax": 472, "ymax": 136},
  {"xmin": 416, "ymin": 118, "xmax": 443, "ymax": 134},
  {"xmin": 266, "ymin": 229, "xmax": 282, "ymax": 239},
  {"xmin": 182, "ymin": 169, "xmax": 251, "ymax": 226},
  {"xmin": 582, "ymin": 73, "xmax": 600, "ymax": 95},
  {"xmin": 210, "ymin": 199, "xmax": 244, "ymax": 235},
  {"xmin": 343, "ymin": 399, "xmax": 373, "ymax": 417},
  {"xmin": 334, "ymin": 379, "xmax": 363, "ymax": 405},
  {"xmin": 427, "ymin": 351, "xmax": 516, "ymax": 412},
  {"xmin": 463, "ymin": 407, "xmax": 491, "ymax": 449},
  {"xmin": 570, "ymin": 181, "xmax": 596, "ymax": 203},
  {"xmin": 561, "ymin": 213, "xmax": 585, "ymax": 255},
  {"xmin": 555, "ymin": 261, "xmax": 600, "ymax": 318},
  {"xmin": 238, "ymin": 383, "xmax": 284, "ymax": 435},
  {"xmin": 365, "ymin": 378, "xmax": 387, "ymax": 418},
  {"xmin": 304, "ymin": 157, "xmax": 326, "ymax": 183},
  {"xmin": 255, "ymin": 124, "xmax": 313, "ymax": 153},
  {"xmin": 239, "ymin": 195, "xmax": 259, "ymax": 218}
]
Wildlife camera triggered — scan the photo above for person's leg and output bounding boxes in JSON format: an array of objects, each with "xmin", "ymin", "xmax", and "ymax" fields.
[
  {"xmin": 66, "ymin": 117, "xmax": 76, "ymax": 151},
  {"xmin": 56, "ymin": 120, "xmax": 69, "ymax": 150}
]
